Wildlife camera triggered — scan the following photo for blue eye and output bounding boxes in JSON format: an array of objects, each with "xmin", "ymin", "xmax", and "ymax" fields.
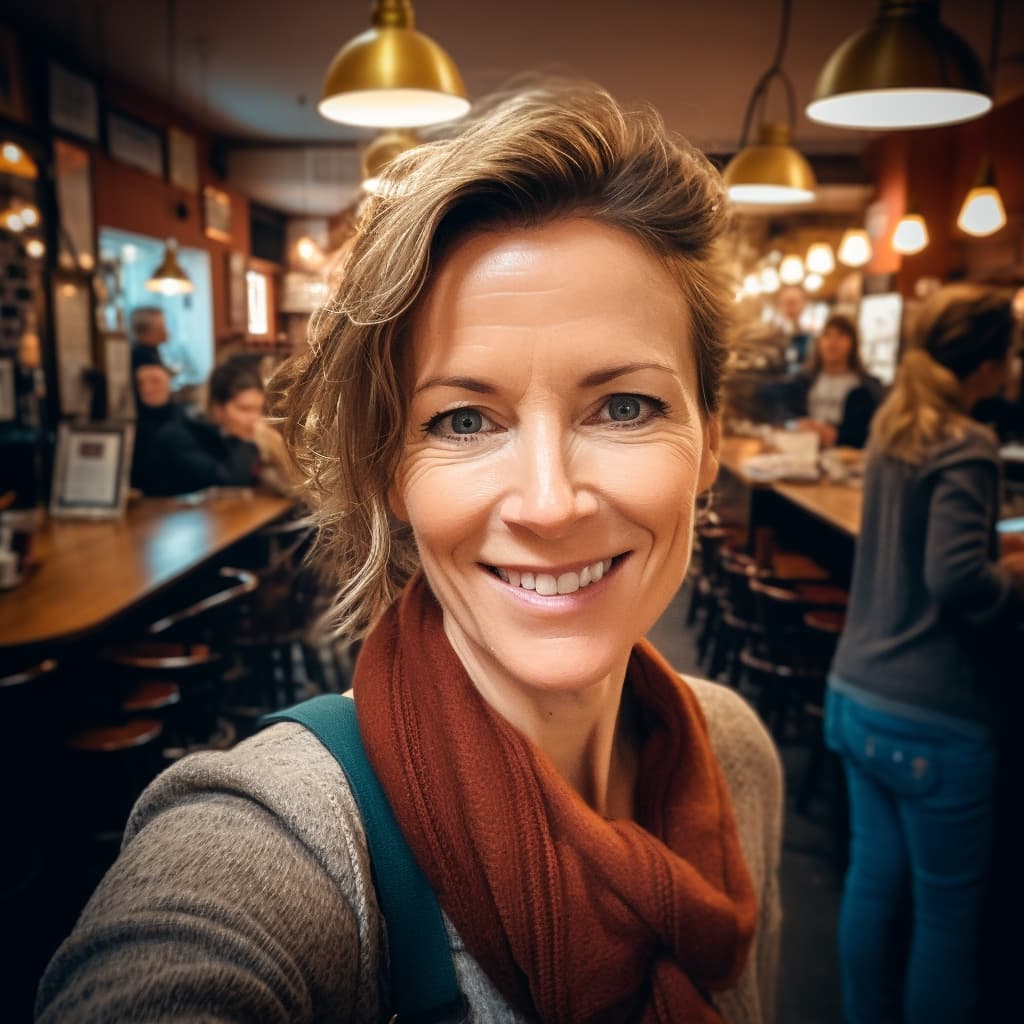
[
  {"xmin": 607, "ymin": 395, "xmax": 643, "ymax": 421},
  {"xmin": 449, "ymin": 409, "xmax": 483, "ymax": 434}
]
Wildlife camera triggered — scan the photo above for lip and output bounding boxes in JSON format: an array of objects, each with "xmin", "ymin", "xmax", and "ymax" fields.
[{"xmin": 480, "ymin": 553, "xmax": 628, "ymax": 609}]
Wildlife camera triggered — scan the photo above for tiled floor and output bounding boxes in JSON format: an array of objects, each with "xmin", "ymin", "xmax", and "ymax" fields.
[{"xmin": 648, "ymin": 580, "xmax": 845, "ymax": 1024}]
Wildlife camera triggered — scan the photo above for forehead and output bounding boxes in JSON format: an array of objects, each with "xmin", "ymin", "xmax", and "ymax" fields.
[
  {"xmin": 136, "ymin": 366, "xmax": 169, "ymax": 383},
  {"xmin": 408, "ymin": 218, "xmax": 691, "ymax": 376}
]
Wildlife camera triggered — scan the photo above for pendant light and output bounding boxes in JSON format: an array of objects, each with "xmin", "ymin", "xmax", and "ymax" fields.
[
  {"xmin": 146, "ymin": 238, "xmax": 194, "ymax": 295},
  {"xmin": 838, "ymin": 229, "xmax": 873, "ymax": 267},
  {"xmin": 779, "ymin": 254, "xmax": 805, "ymax": 285},
  {"xmin": 805, "ymin": 242, "xmax": 835, "ymax": 275},
  {"xmin": 361, "ymin": 129, "xmax": 421, "ymax": 194},
  {"xmin": 892, "ymin": 212, "xmax": 929, "ymax": 254},
  {"xmin": 319, "ymin": 0, "xmax": 469, "ymax": 128},
  {"xmin": 804, "ymin": 272, "xmax": 824, "ymax": 293},
  {"xmin": 957, "ymin": 158, "xmax": 1007, "ymax": 236},
  {"xmin": 723, "ymin": 0, "xmax": 816, "ymax": 205},
  {"xmin": 806, "ymin": 0, "xmax": 990, "ymax": 130},
  {"xmin": 1, "ymin": 141, "xmax": 38, "ymax": 179}
]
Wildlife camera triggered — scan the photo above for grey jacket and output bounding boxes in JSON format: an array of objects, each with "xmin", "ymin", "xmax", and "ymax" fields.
[
  {"xmin": 36, "ymin": 677, "xmax": 783, "ymax": 1023},
  {"xmin": 833, "ymin": 429, "xmax": 1016, "ymax": 726}
]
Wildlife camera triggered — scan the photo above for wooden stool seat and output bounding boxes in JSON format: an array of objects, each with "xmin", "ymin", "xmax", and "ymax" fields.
[
  {"xmin": 791, "ymin": 583, "xmax": 849, "ymax": 609},
  {"xmin": 66, "ymin": 719, "xmax": 163, "ymax": 753},
  {"xmin": 121, "ymin": 681, "xmax": 181, "ymax": 713},
  {"xmin": 804, "ymin": 608, "xmax": 847, "ymax": 634},
  {"xmin": 768, "ymin": 551, "xmax": 831, "ymax": 582},
  {"xmin": 104, "ymin": 641, "xmax": 218, "ymax": 670}
]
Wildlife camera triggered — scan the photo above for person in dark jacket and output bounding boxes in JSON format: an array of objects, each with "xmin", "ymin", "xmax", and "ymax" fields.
[
  {"xmin": 827, "ymin": 285, "xmax": 1024, "ymax": 1024},
  {"xmin": 147, "ymin": 356, "xmax": 264, "ymax": 496},
  {"xmin": 130, "ymin": 363, "xmax": 187, "ymax": 494},
  {"xmin": 129, "ymin": 306, "xmax": 169, "ymax": 372},
  {"xmin": 781, "ymin": 314, "xmax": 883, "ymax": 448}
]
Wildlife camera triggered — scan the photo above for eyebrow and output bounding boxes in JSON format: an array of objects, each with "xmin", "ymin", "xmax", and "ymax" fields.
[{"xmin": 413, "ymin": 362, "xmax": 678, "ymax": 397}]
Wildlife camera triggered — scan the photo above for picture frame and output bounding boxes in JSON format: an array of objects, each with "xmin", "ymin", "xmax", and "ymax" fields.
[
  {"xmin": 50, "ymin": 421, "xmax": 135, "ymax": 519},
  {"xmin": 49, "ymin": 62, "xmax": 99, "ymax": 143},
  {"xmin": 167, "ymin": 126, "xmax": 198, "ymax": 193},
  {"xmin": 102, "ymin": 333, "xmax": 135, "ymax": 420},
  {"xmin": 203, "ymin": 186, "xmax": 232, "ymax": 242},
  {"xmin": 227, "ymin": 250, "xmax": 248, "ymax": 328},
  {"xmin": 51, "ymin": 276, "xmax": 94, "ymax": 418},
  {"xmin": 107, "ymin": 111, "xmax": 165, "ymax": 178},
  {"xmin": 54, "ymin": 140, "xmax": 96, "ymax": 270},
  {"xmin": 0, "ymin": 25, "xmax": 28, "ymax": 123}
]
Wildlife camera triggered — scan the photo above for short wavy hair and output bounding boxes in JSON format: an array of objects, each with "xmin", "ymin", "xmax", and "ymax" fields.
[{"xmin": 275, "ymin": 82, "xmax": 732, "ymax": 638}]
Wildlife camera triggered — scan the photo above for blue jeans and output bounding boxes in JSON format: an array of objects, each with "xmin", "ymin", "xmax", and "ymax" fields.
[{"xmin": 825, "ymin": 685, "xmax": 994, "ymax": 1024}]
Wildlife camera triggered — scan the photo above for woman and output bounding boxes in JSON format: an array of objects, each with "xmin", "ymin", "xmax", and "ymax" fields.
[
  {"xmin": 37, "ymin": 85, "xmax": 782, "ymax": 1022},
  {"xmin": 146, "ymin": 355, "xmax": 265, "ymax": 495},
  {"xmin": 827, "ymin": 285, "xmax": 1024, "ymax": 1024},
  {"xmin": 784, "ymin": 314, "xmax": 883, "ymax": 448}
]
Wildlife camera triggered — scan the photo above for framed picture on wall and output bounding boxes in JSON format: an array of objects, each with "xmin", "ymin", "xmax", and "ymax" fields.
[
  {"xmin": 54, "ymin": 140, "xmax": 96, "ymax": 270},
  {"xmin": 50, "ymin": 421, "xmax": 135, "ymax": 519},
  {"xmin": 49, "ymin": 62, "xmax": 99, "ymax": 142},
  {"xmin": 168, "ymin": 126, "xmax": 198, "ymax": 193},
  {"xmin": 203, "ymin": 186, "xmax": 232, "ymax": 242},
  {"xmin": 227, "ymin": 250, "xmax": 247, "ymax": 328},
  {"xmin": 107, "ymin": 111, "xmax": 165, "ymax": 178}
]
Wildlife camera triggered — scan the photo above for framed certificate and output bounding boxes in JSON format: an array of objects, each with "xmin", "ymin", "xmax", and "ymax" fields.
[
  {"xmin": 107, "ymin": 111, "xmax": 165, "ymax": 178},
  {"xmin": 50, "ymin": 421, "xmax": 135, "ymax": 519}
]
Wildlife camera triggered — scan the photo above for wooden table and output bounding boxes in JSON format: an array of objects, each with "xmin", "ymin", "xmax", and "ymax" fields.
[{"xmin": 0, "ymin": 491, "xmax": 294, "ymax": 651}]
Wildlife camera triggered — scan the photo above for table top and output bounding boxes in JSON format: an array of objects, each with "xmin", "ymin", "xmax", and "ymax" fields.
[
  {"xmin": 0, "ymin": 491, "xmax": 294, "ymax": 650},
  {"xmin": 717, "ymin": 436, "xmax": 863, "ymax": 538}
]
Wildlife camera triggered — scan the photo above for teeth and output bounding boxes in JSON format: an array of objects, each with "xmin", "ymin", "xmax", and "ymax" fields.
[{"xmin": 493, "ymin": 558, "xmax": 613, "ymax": 595}]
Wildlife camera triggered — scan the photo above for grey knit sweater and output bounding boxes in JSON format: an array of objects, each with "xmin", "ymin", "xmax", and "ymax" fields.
[{"xmin": 36, "ymin": 677, "xmax": 783, "ymax": 1023}]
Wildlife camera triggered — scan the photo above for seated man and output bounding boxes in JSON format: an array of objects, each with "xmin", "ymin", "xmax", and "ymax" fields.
[
  {"xmin": 147, "ymin": 357, "xmax": 265, "ymax": 496},
  {"xmin": 129, "ymin": 306, "xmax": 169, "ymax": 372},
  {"xmin": 131, "ymin": 363, "xmax": 186, "ymax": 494}
]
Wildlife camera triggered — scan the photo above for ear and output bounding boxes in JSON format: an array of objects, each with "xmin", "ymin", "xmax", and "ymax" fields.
[{"xmin": 697, "ymin": 415, "xmax": 721, "ymax": 494}]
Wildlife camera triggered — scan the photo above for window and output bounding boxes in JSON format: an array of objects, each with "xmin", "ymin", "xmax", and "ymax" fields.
[{"xmin": 246, "ymin": 270, "xmax": 269, "ymax": 337}]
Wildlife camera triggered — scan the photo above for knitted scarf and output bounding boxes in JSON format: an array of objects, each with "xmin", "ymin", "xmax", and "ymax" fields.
[{"xmin": 353, "ymin": 573, "xmax": 757, "ymax": 1022}]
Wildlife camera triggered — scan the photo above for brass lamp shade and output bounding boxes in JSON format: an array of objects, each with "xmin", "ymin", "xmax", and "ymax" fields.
[
  {"xmin": 146, "ymin": 239, "xmax": 194, "ymax": 296},
  {"xmin": 723, "ymin": 123, "xmax": 816, "ymax": 205},
  {"xmin": 361, "ymin": 129, "xmax": 421, "ymax": 193},
  {"xmin": 1, "ymin": 141, "xmax": 38, "ymax": 180},
  {"xmin": 806, "ymin": 0, "xmax": 990, "ymax": 129},
  {"xmin": 319, "ymin": 1, "xmax": 469, "ymax": 128}
]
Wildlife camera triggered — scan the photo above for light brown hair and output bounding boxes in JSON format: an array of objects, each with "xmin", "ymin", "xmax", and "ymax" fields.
[
  {"xmin": 275, "ymin": 82, "xmax": 733, "ymax": 637},
  {"xmin": 869, "ymin": 284, "xmax": 1013, "ymax": 463}
]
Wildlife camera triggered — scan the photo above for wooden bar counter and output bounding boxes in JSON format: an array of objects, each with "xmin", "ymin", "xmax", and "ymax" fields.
[{"xmin": 0, "ymin": 491, "xmax": 293, "ymax": 651}]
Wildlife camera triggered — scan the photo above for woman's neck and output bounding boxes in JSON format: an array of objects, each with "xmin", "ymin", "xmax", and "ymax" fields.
[{"xmin": 444, "ymin": 619, "xmax": 640, "ymax": 818}]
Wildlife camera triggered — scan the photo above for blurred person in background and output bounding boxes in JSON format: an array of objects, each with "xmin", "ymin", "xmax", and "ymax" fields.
[
  {"xmin": 130, "ymin": 363, "xmax": 185, "ymax": 494},
  {"xmin": 826, "ymin": 284, "xmax": 1024, "ymax": 1024},
  {"xmin": 782, "ymin": 314, "xmax": 884, "ymax": 449}
]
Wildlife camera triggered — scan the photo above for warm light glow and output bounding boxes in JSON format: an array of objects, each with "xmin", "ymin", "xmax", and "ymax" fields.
[
  {"xmin": 807, "ymin": 89, "xmax": 991, "ymax": 130},
  {"xmin": 121, "ymin": 244, "xmax": 138, "ymax": 263},
  {"xmin": 78, "ymin": 252, "xmax": 95, "ymax": 271},
  {"xmin": 2, "ymin": 209, "xmax": 25, "ymax": 233},
  {"xmin": 2, "ymin": 142, "xmax": 21, "ymax": 162},
  {"xmin": 804, "ymin": 272, "xmax": 824, "ymax": 293},
  {"xmin": 16, "ymin": 203, "xmax": 39, "ymax": 228},
  {"xmin": 838, "ymin": 229, "xmax": 872, "ymax": 268},
  {"xmin": 743, "ymin": 272, "xmax": 763, "ymax": 296},
  {"xmin": 957, "ymin": 186, "xmax": 1007, "ymax": 237},
  {"xmin": 759, "ymin": 266, "xmax": 781, "ymax": 294},
  {"xmin": 805, "ymin": 242, "xmax": 835, "ymax": 275},
  {"xmin": 779, "ymin": 254, "xmax": 805, "ymax": 285},
  {"xmin": 893, "ymin": 214, "xmax": 929, "ymax": 255},
  {"xmin": 320, "ymin": 89, "xmax": 469, "ymax": 129},
  {"xmin": 296, "ymin": 236, "xmax": 320, "ymax": 262},
  {"xmin": 25, "ymin": 238, "xmax": 45, "ymax": 258},
  {"xmin": 146, "ymin": 277, "xmax": 193, "ymax": 296},
  {"xmin": 727, "ymin": 183, "xmax": 815, "ymax": 205}
]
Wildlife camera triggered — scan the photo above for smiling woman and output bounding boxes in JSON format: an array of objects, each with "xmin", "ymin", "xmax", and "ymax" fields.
[{"xmin": 36, "ymin": 84, "xmax": 783, "ymax": 1024}]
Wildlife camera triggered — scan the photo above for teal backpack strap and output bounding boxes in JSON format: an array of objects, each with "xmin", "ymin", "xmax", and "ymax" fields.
[{"xmin": 262, "ymin": 694, "xmax": 464, "ymax": 1023}]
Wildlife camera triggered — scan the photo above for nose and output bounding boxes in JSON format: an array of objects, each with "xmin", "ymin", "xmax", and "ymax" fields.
[{"xmin": 500, "ymin": 420, "xmax": 597, "ymax": 537}]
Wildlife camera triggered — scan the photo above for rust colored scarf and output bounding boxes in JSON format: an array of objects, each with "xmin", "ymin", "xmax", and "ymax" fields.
[{"xmin": 353, "ymin": 573, "xmax": 757, "ymax": 1022}]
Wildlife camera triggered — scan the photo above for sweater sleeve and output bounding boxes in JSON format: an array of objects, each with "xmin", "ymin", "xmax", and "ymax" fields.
[
  {"xmin": 35, "ymin": 725, "xmax": 385, "ymax": 1024},
  {"xmin": 923, "ymin": 457, "xmax": 1013, "ymax": 625}
]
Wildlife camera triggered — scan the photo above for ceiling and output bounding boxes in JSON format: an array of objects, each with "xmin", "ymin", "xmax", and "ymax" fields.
[{"xmin": 7, "ymin": 0, "xmax": 1024, "ymax": 216}]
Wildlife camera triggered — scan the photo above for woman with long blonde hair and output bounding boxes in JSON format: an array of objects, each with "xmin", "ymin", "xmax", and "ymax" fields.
[{"xmin": 827, "ymin": 284, "xmax": 1024, "ymax": 1024}]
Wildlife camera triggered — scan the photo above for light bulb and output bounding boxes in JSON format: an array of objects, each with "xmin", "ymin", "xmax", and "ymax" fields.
[
  {"xmin": 296, "ymin": 236, "xmax": 320, "ymax": 262},
  {"xmin": 742, "ymin": 273, "xmax": 762, "ymax": 296},
  {"xmin": 957, "ymin": 187, "xmax": 1006, "ymax": 237},
  {"xmin": 838, "ymin": 229, "xmax": 872, "ymax": 268},
  {"xmin": 779, "ymin": 254, "xmax": 805, "ymax": 285},
  {"xmin": 893, "ymin": 214, "xmax": 929, "ymax": 255},
  {"xmin": 805, "ymin": 242, "xmax": 835, "ymax": 275},
  {"xmin": 25, "ymin": 238, "xmax": 45, "ymax": 258},
  {"xmin": 759, "ymin": 266, "xmax": 781, "ymax": 294},
  {"xmin": 2, "ymin": 142, "xmax": 21, "ymax": 162},
  {"xmin": 804, "ymin": 272, "xmax": 824, "ymax": 293}
]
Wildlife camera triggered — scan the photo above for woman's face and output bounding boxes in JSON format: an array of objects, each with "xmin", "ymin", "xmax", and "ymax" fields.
[
  {"xmin": 391, "ymin": 219, "xmax": 719, "ymax": 702},
  {"xmin": 212, "ymin": 387, "xmax": 264, "ymax": 441},
  {"xmin": 817, "ymin": 325, "xmax": 854, "ymax": 372}
]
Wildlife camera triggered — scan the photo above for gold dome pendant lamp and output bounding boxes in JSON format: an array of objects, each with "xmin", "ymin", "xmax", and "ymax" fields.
[
  {"xmin": 146, "ymin": 239, "xmax": 194, "ymax": 295},
  {"xmin": 319, "ymin": 0, "xmax": 469, "ymax": 128},
  {"xmin": 361, "ymin": 128, "xmax": 421, "ymax": 193},
  {"xmin": 807, "ymin": 0, "xmax": 990, "ymax": 130},
  {"xmin": 723, "ymin": 0, "xmax": 816, "ymax": 206}
]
